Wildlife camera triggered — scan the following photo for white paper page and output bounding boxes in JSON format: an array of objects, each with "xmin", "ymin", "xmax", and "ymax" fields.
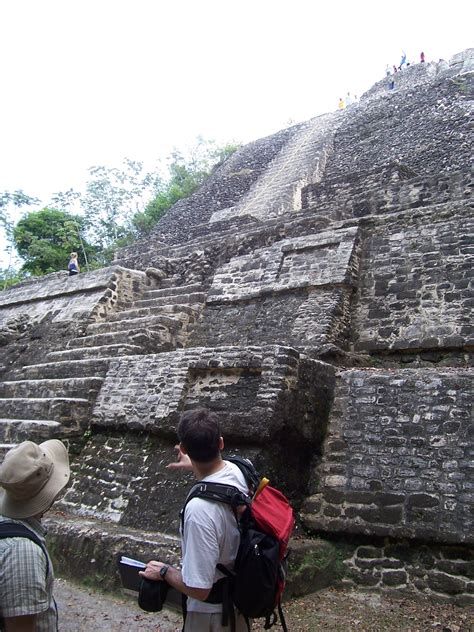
[{"xmin": 120, "ymin": 556, "xmax": 146, "ymax": 568}]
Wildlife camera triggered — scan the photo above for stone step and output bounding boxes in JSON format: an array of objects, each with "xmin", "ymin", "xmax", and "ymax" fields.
[
  {"xmin": 140, "ymin": 283, "xmax": 204, "ymax": 299},
  {"xmin": 0, "ymin": 377, "xmax": 103, "ymax": 400},
  {"xmin": 107, "ymin": 303, "xmax": 202, "ymax": 323},
  {"xmin": 0, "ymin": 398, "xmax": 90, "ymax": 428},
  {"xmin": 44, "ymin": 513, "xmax": 181, "ymax": 595},
  {"xmin": 19, "ymin": 359, "xmax": 112, "ymax": 380},
  {"xmin": 68, "ymin": 331, "xmax": 177, "ymax": 353},
  {"xmin": 47, "ymin": 345, "xmax": 145, "ymax": 362},
  {"xmin": 0, "ymin": 418, "xmax": 62, "ymax": 444},
  {"xmin": 87, "ymin": 314, "xmax": 183, "ymax": 335},
  {"xmin": 134, "ymin": 292, "xmax": 207, "ymax": 308},
  {"xmin": 66, "ymin": 327, "xmax": 179, "ymax": 350},
  {"xmin": 157, "ymin": 276, "xmax": 182, "ymax": 288}
]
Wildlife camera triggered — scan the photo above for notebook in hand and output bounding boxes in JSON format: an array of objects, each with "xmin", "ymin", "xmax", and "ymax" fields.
[
  {"xmin": 118, "ymin": 555, "xmax": 182, "ymax": 611},
  {"xmin": 118, "ymin": 556, "xmax": 146, "ymax": 592}
]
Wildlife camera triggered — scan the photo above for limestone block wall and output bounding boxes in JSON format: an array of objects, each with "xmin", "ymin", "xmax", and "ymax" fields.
[
  {"xmin": 191, "ymin": 227, "xmax": 360, "ymax": 353},
  {"xmin": 302, "ymin": 367, "xmax": 473, "ymax": 544},
  {"xmin": 302, "ymin": 167, "xmax": 472, "ymax": 221},
  {"xmin": 0, "ymin": 267, "xmax": 148, "ymax": 328},
  {"xmin": 324, "ymin": 72, "xmax": 473, "ymax": 180},
  {"xmin": 344, "ymin": 542, "xmax": 474, "ymax": 605},
  {"xmin": 353, "ymin": 205, "xmax": 473, "ymax": 353},
  {"xmin": 60, "ymin": 346, "xmax": 335, "ymax": 532}
]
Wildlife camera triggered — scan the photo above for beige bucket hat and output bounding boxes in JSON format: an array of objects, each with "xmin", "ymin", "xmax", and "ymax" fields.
[{"xmin": 0, "ymin": 440, "xmax": 70, "ymax": 519}]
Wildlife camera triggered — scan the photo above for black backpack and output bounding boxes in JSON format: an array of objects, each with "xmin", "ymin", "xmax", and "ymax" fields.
[
  {"xmin": 181, "ymin": 456, "xmax": 294, "ymax": 632},
  {"xmin": 0, "ymin": 522, "xmax": 51, "ymax": 632}
]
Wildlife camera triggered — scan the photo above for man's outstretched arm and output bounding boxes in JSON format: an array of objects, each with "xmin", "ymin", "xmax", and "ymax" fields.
[{"xmin": 166, "ymin": 445, "xmax": 193, "ymax": 472}]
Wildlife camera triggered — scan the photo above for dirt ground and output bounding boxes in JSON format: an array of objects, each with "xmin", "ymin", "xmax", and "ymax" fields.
[{"xmin": 55, "ymin": 577, "xmax": 473, "ymax": 632}]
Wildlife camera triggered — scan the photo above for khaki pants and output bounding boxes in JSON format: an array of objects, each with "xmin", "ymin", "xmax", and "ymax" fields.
[{"xmin": 184, "ymin": 611, "xmax": 249, "ymax": 632}]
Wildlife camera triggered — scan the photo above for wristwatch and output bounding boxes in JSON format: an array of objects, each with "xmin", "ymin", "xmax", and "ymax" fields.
[{"xmin": 160, "ymin": 564, "xmax": 170, "ymax": 580}]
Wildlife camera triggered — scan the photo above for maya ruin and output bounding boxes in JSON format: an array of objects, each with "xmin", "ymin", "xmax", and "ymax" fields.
[{"xmin": 0, "ymin": 49, "xmax": 473, "ymax": 606}]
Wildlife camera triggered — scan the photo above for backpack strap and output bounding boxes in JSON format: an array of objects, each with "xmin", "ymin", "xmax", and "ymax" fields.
[
  {"xmin": 226, "ymin": 456, "xmax": 261, "ymax": 494},
  {"xmin": 180, "ymin": 482, "xmax": 250, "ymax": 531},
  {"xmin": 0, "ymin": 522, "xmax": 50, "ymax": 576},
  {"xmin": 277, "ymin": 599, "xmax": 289, "ymax": 632}
]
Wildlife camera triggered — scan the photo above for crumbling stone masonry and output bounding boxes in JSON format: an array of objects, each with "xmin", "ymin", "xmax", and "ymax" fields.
[{"xmin": 0, "ymin": 50, "xmax": 473, "ymax": 604}]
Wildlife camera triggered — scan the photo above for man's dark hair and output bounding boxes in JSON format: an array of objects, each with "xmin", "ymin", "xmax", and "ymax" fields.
[{"xmin": 177, "ymin": 409, "xmax": 221, "ymax": 463}]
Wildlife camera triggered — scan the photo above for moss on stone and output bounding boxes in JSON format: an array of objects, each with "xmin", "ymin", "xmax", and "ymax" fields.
[{"xmin": 287, "ymin": 538, "xmax": 354, "ymax": 598}]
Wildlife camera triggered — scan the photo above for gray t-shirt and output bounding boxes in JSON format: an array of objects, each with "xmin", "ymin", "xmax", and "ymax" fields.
[{"xmin": 181, "ymin": 460, "xmax": 248, "ymax": 613}]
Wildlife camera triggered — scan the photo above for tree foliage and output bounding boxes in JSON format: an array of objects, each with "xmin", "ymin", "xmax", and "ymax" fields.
[
  {"xmin": 13, "ymin": 208, "xmax": 97, "ymax": 276},
  {"xmin": 131, "ymin": 139, "xmax": 240, "ymax": 235},
  {"xmin": 3, "ymin": 138, "xmax": 240, "ymax": 283},
  {"xmin": 1, "ymin": 190, "xmax": 39, "ymax": 289},
  {"xmin": 1, "ymin": 190, "xmax": 39, "ymax": 238}
]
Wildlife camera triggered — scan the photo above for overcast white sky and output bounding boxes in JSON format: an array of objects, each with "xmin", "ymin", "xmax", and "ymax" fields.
[{"xmin": 0, "ymin": 0, "xmax": 472, "ymax": 263}]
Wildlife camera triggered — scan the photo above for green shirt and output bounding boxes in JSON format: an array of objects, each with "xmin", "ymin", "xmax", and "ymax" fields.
[{"xmin": 0, "ymin": 515, "xmax": 57, "ymax": 631}]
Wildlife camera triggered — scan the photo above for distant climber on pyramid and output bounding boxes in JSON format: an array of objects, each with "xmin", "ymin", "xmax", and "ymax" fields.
[
  {"xmin": 420, "ymin": 51, "xmax": 425, "ymax": 63},
  {"xmin": 338, "ymin": 97, "xmax": 345, "ymax": 110},
  {"xmin": 398, "ymin": 51, "xmax": 407, "ymax": 70}
]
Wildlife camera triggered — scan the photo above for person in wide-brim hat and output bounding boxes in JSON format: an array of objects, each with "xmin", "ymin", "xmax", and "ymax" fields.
[
  {"xmin": 0, "ymin": 440, "xmax": 71, "ymax": 632},
  {"xmin": 0, "ymin": 439, "xmax": 70, "ymax": 518}
]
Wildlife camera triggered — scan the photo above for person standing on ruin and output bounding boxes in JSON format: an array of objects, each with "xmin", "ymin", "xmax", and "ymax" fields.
[
  {"xmin": 0, "ymin": 440, "xmax": 71, "ymax": 632},
  {"xmin": 420, "ymin": 51, "xmax": 425, "ymax": 63},
  {"xmin": 140, "ymin": 409, "xmax": 249, "ymax": 632},
  {"xmin": 68, "ymin": 252, "xmax": 80, "ymax": 276},
  {"xmin": 398, "ymin": 51, "xmax": 407, "ymax": 70},
  {"xmin": 338, "ymin": 97, "xmax": 345, "ymax": 110}
]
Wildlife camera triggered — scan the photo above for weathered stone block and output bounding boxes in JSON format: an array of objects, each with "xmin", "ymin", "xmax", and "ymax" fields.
[
  {"xmin": 382, "ymin": 570, "xmax": 408, "ymax": 586},
  {"xmin": 427, "ymin": 571, "xmax": 466, "ymax": 595},
  {"xmin": 356, "ymin": 546, "xmax": 383, "ymax": 559}
]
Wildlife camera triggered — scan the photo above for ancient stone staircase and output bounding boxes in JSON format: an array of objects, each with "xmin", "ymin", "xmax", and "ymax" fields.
[
  {"xmin": 210, "ymin": 111, "xmax": 342, "ymax": 223},
  {"xmin": 0, "ymin": 277, "xmax": 207, "ymax": 457},
  {"xmin": 46, "ymin": 281, "xmax": 206, "ymax": 362}
]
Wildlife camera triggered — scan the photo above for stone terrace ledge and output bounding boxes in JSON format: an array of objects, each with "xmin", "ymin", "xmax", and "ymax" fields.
[{"xmin": 0, "ymin": 267, "xmax": 148, "ymax": 325}]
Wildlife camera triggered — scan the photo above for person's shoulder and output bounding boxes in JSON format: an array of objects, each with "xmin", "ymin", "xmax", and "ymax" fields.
[
  {"xmin": 185, "ymin": 496, "xmax": 223, "ymax": 525},
  {"xmin": 1, "ymin": 535, "xmax": 46, "ymax": 560},
  {"xmin": 223, "ymin": 460, "xmax": 249, "ymax": 492}
]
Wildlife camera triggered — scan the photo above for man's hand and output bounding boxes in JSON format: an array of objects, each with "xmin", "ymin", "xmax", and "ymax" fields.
[
  {"xmin": 166, "ymin": 445, "xmax": 193, "ymax": 471},
  {"xmin": 139, "ymin": 560, "xmax": 167, "ymax": 582},
  {"xmin": 139, "ymin": 561, "xmax": 211, "ymax": 602}
]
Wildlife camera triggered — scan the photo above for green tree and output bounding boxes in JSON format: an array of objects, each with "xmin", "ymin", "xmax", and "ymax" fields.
[
  {"xmin": 131, "ymin": 139, "xmax": 240, "ymax": 235},
  {"xmin": 80, "ymin": 158, "xmax": 161, "ymax": 250},
  {"xmin": 0, "ymin": 268, "xmax": 27, "ymax": 290},
  {"xmin": 13, "ymin": 208, "xmax": 97, "ymax": 276},
  {"xmin": 1, "ymin": 190, "xmax": 39, "ymax": 239},
  {"xmin": 1, "ymin": 190, "xmax": 39, "ymax": 289}
]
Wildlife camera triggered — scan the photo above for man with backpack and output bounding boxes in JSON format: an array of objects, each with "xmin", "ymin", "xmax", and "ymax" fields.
[
  {"xmin": 0, "ymin": 440, "xmax": 71, "ymax": 632},
  {"xmin": 140, "ymin": 408, "xmax": 251, "ymax": 631}
]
